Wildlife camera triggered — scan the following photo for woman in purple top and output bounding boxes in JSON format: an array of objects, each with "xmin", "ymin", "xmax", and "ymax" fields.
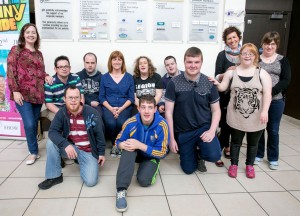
[{"xmin": 99, "ymin": 51, "xmax": 134, "ymax": 157}]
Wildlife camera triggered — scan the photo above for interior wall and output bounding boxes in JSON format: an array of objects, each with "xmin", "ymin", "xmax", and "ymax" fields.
[{"xmin": 33, "ymin": 0, "xmax": 246, "ymax": 77}]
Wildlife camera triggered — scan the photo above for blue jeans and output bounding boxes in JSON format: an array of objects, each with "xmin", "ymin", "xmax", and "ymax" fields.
[
  {"xmin": 45, "ymin": 140, "xmax": 99, "ymax": 187},
  {"xmin": 102, "ymin": 107, "xmax": 131, "ymax": 145},
  {"xmin": 257, "ymin": 99, "xmax": 285, "ymax": 162},
  {"xmin": 16, "ymin": 102, "xmax": 42, "ymax": 155},
  {"xmin": 175, "ymin": 124, "xmax": 221, "ymax": 174}
]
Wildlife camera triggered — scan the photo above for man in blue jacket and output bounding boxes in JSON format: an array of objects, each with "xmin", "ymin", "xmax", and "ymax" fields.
[
  {"xmin": 115, "ymin": 95, "xmax": 170, "ymax": 212},
  {"xmin": 38, "ymin": 86, "xmax": 106, "ymax": 190}
]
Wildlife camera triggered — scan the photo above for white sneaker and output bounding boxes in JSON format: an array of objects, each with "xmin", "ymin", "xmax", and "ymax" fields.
[
  {"xmin": 26, "ymin": 154, "xmax": 40, "ymax": 165},
  {"xmin": 269, "ymin": 161, "xmax": 279, "ymax": 170},
  {"xmin": 254, "ymin": 157, "xmax": 263, "ymax": 165}
]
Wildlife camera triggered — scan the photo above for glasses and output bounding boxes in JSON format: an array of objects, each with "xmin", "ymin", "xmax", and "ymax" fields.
[
  {"xmin": 241, "ymin": 53, "xmax": 254, "ymax": 57},
  {"xmin": 66, "ymin": 96, "xmax": 80, "ymax": 101},
  {"xmin": 263, "ymin": 43, "xmax": 276, "ymax": 47},
  {"xmin": 56, "ymin": 65, "xmax": 70, "ymax": 70}
]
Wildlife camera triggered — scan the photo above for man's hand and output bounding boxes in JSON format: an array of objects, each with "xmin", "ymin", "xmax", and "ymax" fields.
[
  {"xmin": 119, "ymin": 139, "xmax": 144, "ymax": 151},
  {"xmin": 169, "ymin": 138, "xmax": 178, "ymax": 153},
  {"xmin": 65, "ymin": 145, "xmax": 77, "ymax": 159},
  {"xmin": 200, "ymin": 130, "xmax": 215, "ymax": 143},
  {"xmin": 90, "ymin": 101, "xmax": 99, "ymax": 107},
  {"xmin": 98, "ymin": 156, "xmax": 105, "ymax": 166}
]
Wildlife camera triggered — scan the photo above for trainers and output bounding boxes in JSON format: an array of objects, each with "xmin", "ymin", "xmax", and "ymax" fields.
[
  {"xmin": 26, "ymin": 154, "xmax": 40, "ymax": 165},
  {"xmin": 246, "ymin": 165, "xmax": 255, "ymax": 178},
  {"xmin": 198, "ymin": 159, "xmax": 207, "ymax": 172},
  {"xmin": 116, "ymin": 190, "xmax": 127, "ymax": 212},
  {"xmin": 110, "ymin": 146, "xmax": 121, "ymax": 158},
  {"xmin": 254, "ymin": 157, "xmax": 263, "ymax": 165},
  {"xmin": 269, "ymin": 161, "xmax": 279, "ymax": 170},
  {"xmin": 38, "ymin": 174, "xmax": 63, "ymax": 190},
  {"xmin": 228, "ymin": 165, "xmax": 238, "ymax": 178}
]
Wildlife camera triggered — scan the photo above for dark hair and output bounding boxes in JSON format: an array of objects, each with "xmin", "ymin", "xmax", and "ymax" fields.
[
  {"xmin": 64, "ymin": 85, "xmax": 81, "ymax": 97},
  {"xmin": 107, "ymin": 50, "xmax": 126, "ymax": 74},
  {"xmin": 261, "ymin": 31, "xmax": 280, "ymax": 48},
  {"xmin": 222, "ymin": 26, "xmax": 242, "ymax": 44},
  {"xmin": 83, "ymin": 52, "xmax": 97, "ymax": 63},
  {"xmin": 164, "ymin": 56, "xmax": 177, "ymax": 64},
  {"xmin": 18, "ymin": 23, "xmax": 40, "ymax": 50},
  {"xmin": 54, "ymin": 55, "xmax": 70, "ymax": 67},
  {"xmin": 139, "ymin": 95, "xmax": 156, "ymax": 106},
  {"xmin": 133, "ymin": 56, "xmax": 157, "ymax": 78},
  {"xmin": 184, "ymin": 47, "xmax": 203, "ymax": 61}
]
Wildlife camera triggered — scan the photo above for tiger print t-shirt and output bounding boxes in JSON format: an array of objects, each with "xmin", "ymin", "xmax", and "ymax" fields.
[{"xmin": 226, "ymin": 68, "xmax": 266, "ymax": 132}]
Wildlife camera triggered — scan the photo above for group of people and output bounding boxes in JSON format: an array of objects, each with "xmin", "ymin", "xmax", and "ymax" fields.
[{"xmin": 6, "ymin": 23, "xmax": 291, "ymax": 212}]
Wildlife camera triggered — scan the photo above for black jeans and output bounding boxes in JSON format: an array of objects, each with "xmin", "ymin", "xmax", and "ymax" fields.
[{"xmin": 230, "ymin": 128, "xmax": 264, "ymax": 166}]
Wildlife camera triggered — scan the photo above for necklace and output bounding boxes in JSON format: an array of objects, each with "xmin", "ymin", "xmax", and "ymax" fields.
[{"xmin": 262, "ymin": 53, "xmax": 277, "ymax": 63}]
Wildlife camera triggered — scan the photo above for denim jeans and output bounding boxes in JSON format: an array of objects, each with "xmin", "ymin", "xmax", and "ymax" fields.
[
  {"xmin": 16, "ymin": 102, "xmax": 42, "ymax": 155},
  {"xmin": 102, "ymin": 107, "xmax": 131, "ymax": 145},
  {"xmin": 175, "ymin": 124, "xmax": 221, "ymax": 174},
  {"xmin": 257, "ymin": 99, "xmax": 285, "ymax": 162},
  {"xmin": 45, "ymin": 139, "xmax": 99, "ymax": 187}
]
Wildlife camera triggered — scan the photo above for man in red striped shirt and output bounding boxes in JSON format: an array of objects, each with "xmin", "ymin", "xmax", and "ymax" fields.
[{"xmin": 38, "ymin": 86, "xmax": 106, "ymax": 190}]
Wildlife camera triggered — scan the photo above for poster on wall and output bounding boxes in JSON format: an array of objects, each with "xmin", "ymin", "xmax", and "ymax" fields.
[
  {"xmin": 153, "ymin": 0, "xmax": 183, "ymax": 42},
  {"xmin": 0, "ymin": 0, "xmax": 30, "ymax": 139},
  {"xmin": 37, "ymin": 0, "xmax": 72, "ymax": 40},
  {"xmin": 188, "ymin": 0, "xmax": 219, "ymax": 43},
  {"xmin": 79, "ymin": 0, "xmax": 110, "ymax": 40},
  {"xmin": 116, "ymin": 0, "xmax": 147, "ymax": 41}
]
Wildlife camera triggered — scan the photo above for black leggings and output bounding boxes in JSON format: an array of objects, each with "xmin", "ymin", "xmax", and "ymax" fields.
[{"xmin": 230, "ymin": 128, "xmax": 264, "ymax": 166}]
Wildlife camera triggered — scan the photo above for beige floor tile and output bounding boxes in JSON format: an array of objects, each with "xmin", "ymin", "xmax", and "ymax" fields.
[
  {"xmin": 74, "ymin": 197, "xmax": 120, "ymax": 216},
  {"xmin": 11, "ymin": 160, "xmax": 45, "ymax": 177},
  {"xmin": 159, "ymin": 159, "xmax": 184, "ymax": 175},
  {"xmin": 210, "ymin": 193, "xmax": 267, "ymax": 216},
  {"xmin": 0, "ymin": 148, "xmax": 3, "ymax": 153},
  {"xmin": 237, "ymin": 172, "xmax": 285, "ymax": 192},
  {"xmin": 164, "ymin": 152, "xmax": 180, "ymax": 160},
  {"xmin": 283, "ymin": 128, "xmax": 300, "ymax": 136},
  {"xmin": 161, "ymin": 174, "xmax": 205, "ymax": 195},
  {"xmin": 268, "ymin": 171, "xmax": 300, "ymax": 190},
  {"xmin": 290, "ymin": 191, "xmax": 300, "ymax": 202},
  {"xmin": 0, "ymin": 148, "xmax": 29, "ymax": 161},
  {"xmin": 100, "ymin": 159, "xmax": 120, "ymax": 175},
  {"xmin": 251, "ymin": 192, "xmax": 300, "ymax": 215},
  {"xmin": 124, "ymin": 196, "xmax": 170, "ymax": 216},
  {"xmin": 60, "ymin": 162, "xmax": 81, "ymax": 177},
  {"xmin": 7, "ymin": 140, "xmax": 27, "ymax": 148},
  {"xmin": 0, "ymin": 177, "xmax": 5, "ymax": 184},
  {"xmin": 80, "ymin": 175, "xmax": 116, "ymax": 197},
  {"xmin": 280, "ymin": 135, "xmax": 300, "ymax": 145},
  {"xmin": 279, "ymin": 130, "xmax": 289, "ymax": 136},
  {"xmin": 128, "ymin": 174, "xmax": 165, "ymax": 196},
  {"xmin": 279, "ymin": 145, "xmax": 300, "ymax": 156},
  {"xmin": 0, "ymin": 139, "xmax": 15, "ymax": 148},
  {"xmin": 24, "ymin": 198, "xmax": 77, "ymax": 216},
  {"xmin": 198, "ymin": 173, "xmax": 246, "ymax": 193},
  {"xmin": 200, "ymin": 161, "xmax": 228, "ymax": 174},
  {"xmin": 36, "ymin": 177, "xmax": 82, "ymax": 198},
  {"xmin": 0, "ymin": 177, "xmax": 41, "ymax": 199},
  {"xmin": 0, "ymin": 161, "xmax": 22, "ymax": 177},
  {"xmin": 287, "ymin": 144, "xmax": 300, "ymax": 153},
  {"xmin": 281, "ymin": 155, "xmax": 300, "ymax": 170},
  {"xmin": 0, "ymin": 199, "xmax": 32, "ymax": 216},
  {"xmin": 168, "ymin": 194, "xmax": 219, "ymax": 216}
]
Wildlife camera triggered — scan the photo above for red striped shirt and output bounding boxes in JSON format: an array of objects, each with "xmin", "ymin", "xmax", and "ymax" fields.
[{"xmin": 68, "ymin": 110, "xmax": 91, "ymax": 152}]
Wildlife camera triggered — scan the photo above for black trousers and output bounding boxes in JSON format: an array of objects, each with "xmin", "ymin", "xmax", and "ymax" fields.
[{"xmin": 230, "ymin": 128, "xmax": 264, "ymax": 166}]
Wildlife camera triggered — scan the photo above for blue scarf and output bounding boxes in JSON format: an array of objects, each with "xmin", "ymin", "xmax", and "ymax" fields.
[{"xmin": 224, "ymin": 44, "xmax": 241, "ymax": 56}]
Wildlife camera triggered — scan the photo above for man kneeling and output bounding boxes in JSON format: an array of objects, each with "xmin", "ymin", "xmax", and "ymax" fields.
[
  {"xmin": 38, "ymin": 86, "xmax": 106, "ymax": 190},
  {"xmin": 115, "ymin": 95, "xmax": 169, "ymax": 212}
]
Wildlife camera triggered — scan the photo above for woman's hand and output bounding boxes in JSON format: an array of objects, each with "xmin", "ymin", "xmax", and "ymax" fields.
[
  {"xmin": 260, "ymin": 111, "xmax": 269, "ymax": 124},
  {"xmin": 13, "ymin": 92, "xmax": 24, "ymax": 106},
  {"xmin": 208, "ymin": 76, "xmax": 219, "ymax": 85},
  {"xmin": 45, "ymin": 75, "xmax": 53, "ymax": 85}
]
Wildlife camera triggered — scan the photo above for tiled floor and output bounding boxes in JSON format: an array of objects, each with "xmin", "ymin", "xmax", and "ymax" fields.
[{"xmin": 1, "ymin": 118, "xmax": 300, "ymax": 215}]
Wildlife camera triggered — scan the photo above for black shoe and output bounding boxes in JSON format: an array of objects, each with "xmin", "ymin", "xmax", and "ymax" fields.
[
  {"xmin": 61, "ymin": 158, "xmax": 65, "ymax": 168},
  {"xmin": 38, "ymin": 174, "xmax": 63, "ymax": 190},
  {"xmin": 198, "ymin": 159, "xmax": 207, "ymax": 172},
  {"xmin": 74, "ymin": 159, "xmax": 79, "ymax": 164}
]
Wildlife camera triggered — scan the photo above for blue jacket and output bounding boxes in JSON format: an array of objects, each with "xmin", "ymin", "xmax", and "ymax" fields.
[
  {"xmin": 115, "ymin": 111, "xmax": 170, "ymax": 159},
  {"xmin": 48, "ymin": 105, "xmax": 106, "ymax": 159}
]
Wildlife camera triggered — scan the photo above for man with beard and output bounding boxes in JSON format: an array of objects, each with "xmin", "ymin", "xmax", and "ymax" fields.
[{"xmin": 38, "ymin": 86, "xmax": 106, "ymax": 190}]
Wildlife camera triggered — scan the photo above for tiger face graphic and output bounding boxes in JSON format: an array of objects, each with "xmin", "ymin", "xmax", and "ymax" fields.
[{"xmin": 233, "ymin": 87, "xmax": 260, "ymax": 118}]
